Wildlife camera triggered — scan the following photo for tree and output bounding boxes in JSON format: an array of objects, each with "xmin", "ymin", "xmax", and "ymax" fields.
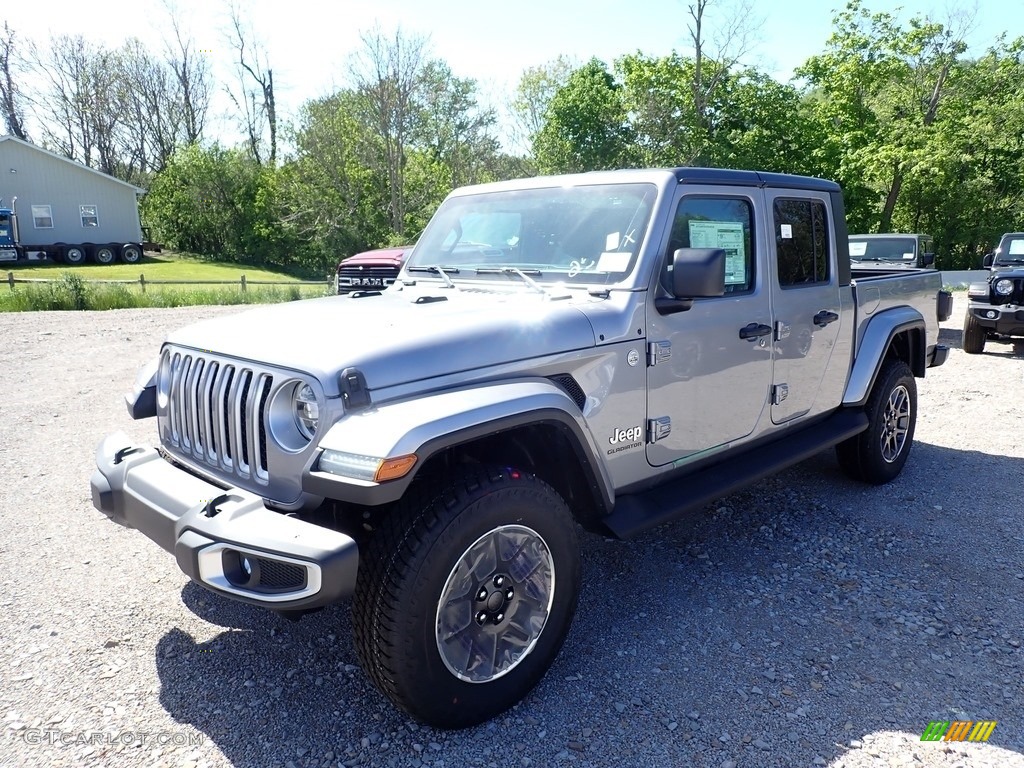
[
  {"xmin": 684, "ymin": 0, "xmax": 763, "ymax": 164},
  {"xmin": 164, "ymin": 4, "xmax": 210, "ymax": 145},
  {"xmin": 227, "ymin": 2, "xmax": 276, "ymax": 165},
  {"xmin": 1, "ymin": 22, "xmax": 28, "ymax": 140},
  {"xmin": 533, "ymin": 59, "xmax": 634, "ymax": 173},
  {"xmin": 348, "ymin": 27, "xmax": 429, "ymax": 236},
  {"xmin": 798, "ymin": 0, "xmax": 971, "ymax": 233},
  {"xmin": 510, "ymin": 56, "xmax": 575, "ymax": 157},
  {"xmin": 141, "ymin": 143, "xmax": 292, "ymax": 266}
]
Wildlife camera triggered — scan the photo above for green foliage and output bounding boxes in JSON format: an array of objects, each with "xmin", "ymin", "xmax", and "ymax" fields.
[
  {"xmin": 140, "ymin": 144, "xmax": 297, "ymax": 269},
  {"xmin": 0, "ymin": 273, "xmax": 329, "ymax": 312},
  {"xmin": 533, "ymin": 59, "xmax": 636, "ymax": 173}
]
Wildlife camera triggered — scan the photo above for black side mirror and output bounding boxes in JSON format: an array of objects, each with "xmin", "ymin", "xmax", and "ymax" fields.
[
  {"xmin": 922, "ymin": 252, "xmax": 935, "ymax": 267},
  {"xmin": 658, "ymin": 247, "xmax": 726, "ymax": 315},
  {"xmin": 983, "ymin": 253, "xmax": 994, "ymax": 268}
]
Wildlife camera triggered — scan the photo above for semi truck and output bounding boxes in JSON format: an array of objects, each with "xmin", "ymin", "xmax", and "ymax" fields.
[{"xmin": 0, "ymin": 196, "xmax": 146, "ymax": 266}]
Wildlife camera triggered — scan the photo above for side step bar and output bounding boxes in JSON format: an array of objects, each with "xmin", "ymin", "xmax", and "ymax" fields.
[{"xmin": 603, "ymin": 408, "xmax": 869, "ymax": 539}]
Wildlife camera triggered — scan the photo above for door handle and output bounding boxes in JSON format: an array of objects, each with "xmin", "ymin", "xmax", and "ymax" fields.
[
  {"xmin": 813, "ymin": 310, "xmax": 839, "ymax": 328},
  {"xmin": 738, "ymin": 322, "xmax": 772, "ymax": 341}
]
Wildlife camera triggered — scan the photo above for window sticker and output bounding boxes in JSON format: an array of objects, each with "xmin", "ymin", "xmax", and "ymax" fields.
[
  {"xmin": 849, "ymin": 242, "xmax": 867, "ymax": 256},
  {"xmin": 605, "ymin": 232, "xmax": 620, "ymax": 251},
  {"xmin": 780, "ymin": 224, "xmax": 793, "ymax": 239},
  {"xmin": 596, "ymin": 252, "xmax": 631, "ymax": 272},
  {"xmin": 903, "ymin": 252, "xmax": 915, "ymax": 260},
  {"xmin": 1009, "ymin": 240, "xmax": 1024, "ymax": 255},
  {"xmin": 689, "ymin": 220, "xmax": 747, "ymax": 285}
]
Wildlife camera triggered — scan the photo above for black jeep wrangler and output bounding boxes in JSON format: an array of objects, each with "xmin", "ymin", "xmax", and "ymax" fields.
[{"xmin": 964, "ymin": 232, "xmax": 1024, "ymax": 354}]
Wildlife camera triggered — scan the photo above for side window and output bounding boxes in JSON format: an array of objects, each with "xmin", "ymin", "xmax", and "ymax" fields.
[
  {"xmin": 32, "ymin": 205, "xmax": 53, "ymax": 229},
  {"xmin": 774, "ymin": 198, "xmax": 830, "ymax": 286},
  {"xmin": 668, "ymin": 196, "xmax": 754, "ymax": 294},
  {"xmin": 80, "ymin": 205, "xmax": 99, "ymax": 228}
]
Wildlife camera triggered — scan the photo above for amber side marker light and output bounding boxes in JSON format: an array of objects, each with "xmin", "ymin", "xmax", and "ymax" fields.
[{"xmin": 375, "ymin": 454, "xmax": 418, "ymax": 482}]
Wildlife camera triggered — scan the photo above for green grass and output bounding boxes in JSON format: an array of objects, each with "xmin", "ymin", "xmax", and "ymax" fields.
[
  {"xmin": 0, "ymin": 252, "xmax": 335, "ymax": 311},
  {"xmin": 5, "ymin": 250, "xmax": 318, "ymax": 283}
]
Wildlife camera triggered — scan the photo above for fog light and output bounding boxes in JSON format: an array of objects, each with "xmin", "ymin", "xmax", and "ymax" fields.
[
  {"xmin": 986, "ymin": 310, "xmax": 998, "ymax": 319},
  {"xmin": 240, "ymin": 555, "xmax": 254, "ymax": 578}
]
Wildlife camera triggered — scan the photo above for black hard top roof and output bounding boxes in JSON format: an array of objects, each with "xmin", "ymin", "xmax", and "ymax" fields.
[{"xmin": 672, "ymin": 167, "xmax": 841, "ymax": 193}]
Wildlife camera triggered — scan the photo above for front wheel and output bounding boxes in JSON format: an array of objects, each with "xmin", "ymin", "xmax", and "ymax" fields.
[
  {"xmin": 962, "ymin": 311, "xmax": 986, "ymax": 354},
  {"xmin": 836, "ymin": 358, "xmax": 917, "ymax": 484},
  {"xmin": 353, "ymin": 465, "xmax": 581, "ymax": 729}
]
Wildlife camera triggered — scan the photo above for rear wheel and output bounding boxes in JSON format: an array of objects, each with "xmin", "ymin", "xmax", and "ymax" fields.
[
  {"xmin": 353, "ymin": 465, "xmax": 581, "ymax": 729},
  {"xmin": 962, "ymin": 311, "xmax": 986, "ymax": 354},
  {"xmin": 120, "ymin": 244, "xmax": 142, "ymax": 264},
  {"xmin": 62, "ymin": 245, "xmax": 86, "ymax": 265},
  {"xmin": 836, "ymin": 358, "xmax": 917, "ymax": 484},
  {"xmin": 93, "ymin": 245, "xmax": 115, "ymax": 265}
]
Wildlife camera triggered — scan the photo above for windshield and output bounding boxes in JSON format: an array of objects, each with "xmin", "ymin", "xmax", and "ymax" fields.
[
  {"xmin": 995, "ymin": 236, "xmax": 1024, "ymax": 264},
  {"xmin": 848, "ymin": 237, "xmax": 918, "ymax": 262},
  {"xmin": 407, "ymin": 183, "xmax": 657, "ymax": 284}
]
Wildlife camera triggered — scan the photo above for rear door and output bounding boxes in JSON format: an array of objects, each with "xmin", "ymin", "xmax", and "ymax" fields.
[{"xmin": 765, "ymin": 191, "xmax": 843, "ymax": 424}]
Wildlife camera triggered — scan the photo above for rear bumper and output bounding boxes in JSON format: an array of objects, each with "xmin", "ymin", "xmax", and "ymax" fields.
[
  {"xmin": 968, "ymin": 303, "xmax": 1024, "ymax": 336},
  {"xmin": 90, "ymin": 432, "xmax": 358, "ymax": 610}
]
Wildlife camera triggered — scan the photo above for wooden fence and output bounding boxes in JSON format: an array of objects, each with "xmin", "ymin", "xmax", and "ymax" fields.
[{"xmin": 5, "ymin": 272, "xmax": 332, "ymax": 293}]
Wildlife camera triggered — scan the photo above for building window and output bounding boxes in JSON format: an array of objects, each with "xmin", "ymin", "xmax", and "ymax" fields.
[
  {"xmin": 667, "ymin": 196, "xmax": 755, "ymax": 294},
  {"xmin": 774, "ymin": 198, "xmax": 830, "ymax": 287},
  {"xmin": 32, "ymin": 205, "xmax": 53, "ymax": 229},
  {"xmin": 80, "ymin": 205, "xmax": 99, "ymax": 228}
]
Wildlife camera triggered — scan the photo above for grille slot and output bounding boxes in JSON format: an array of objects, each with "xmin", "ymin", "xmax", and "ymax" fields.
[
  {"xmin": 256, "ymin": 558, "xmax": 306, "ymax": 589},
  {"xmin": 162, "ymin": 350, "xmax": 275, "ymax": 485}
]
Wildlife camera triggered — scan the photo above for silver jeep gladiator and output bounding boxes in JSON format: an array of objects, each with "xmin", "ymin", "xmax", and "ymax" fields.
[{"xmin": 91, "ymin": 168, "xmax": 951, "ymax": 728}]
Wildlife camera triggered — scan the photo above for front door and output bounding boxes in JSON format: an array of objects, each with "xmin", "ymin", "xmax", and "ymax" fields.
[
  {"xmin": 646, "ymin": 191, "xmax": 773, "ymax": 467},
  {"xmin": 765, "ymin": 191, "xmax": 843, "ymax": 424}
]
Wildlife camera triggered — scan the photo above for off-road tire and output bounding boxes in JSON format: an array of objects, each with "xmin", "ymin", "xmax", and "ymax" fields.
[
  {"xmin": 962, "ymin": 311, "xmax": 986, "ymax": 354},
  {"xmin": 352, "ymin": 464, "xmax": 581, "ymax": 729},
  {"xmin": 836, "ymin": 358, "xmax": 917, "ymax": 484}
]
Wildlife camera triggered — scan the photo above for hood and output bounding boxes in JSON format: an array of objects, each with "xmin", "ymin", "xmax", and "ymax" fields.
[
  {"xmin": 991, "ymin": 264, "xmax": 1024, "ymax": 278},
  {"xmin": 338, "ymin": 247, "xmax": 410, "ymax": 269},
  {"xmin": 165, "ymin": 286, "xmax": 598, "ymax": 394}
]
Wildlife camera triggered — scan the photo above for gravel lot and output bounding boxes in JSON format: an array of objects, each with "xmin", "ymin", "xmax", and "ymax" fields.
[{"xmin": 2, "ymin": 294, "xmax": 1023, "ymax": 768}]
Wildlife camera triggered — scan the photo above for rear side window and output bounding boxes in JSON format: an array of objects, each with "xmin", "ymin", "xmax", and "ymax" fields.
[
  {"xmin": 774, "ymin": 199, "xmax": 830, "ymax": 286},
  {"xmin": 668, "ymin": 196, "xmax": 755, "ymax": 293}
]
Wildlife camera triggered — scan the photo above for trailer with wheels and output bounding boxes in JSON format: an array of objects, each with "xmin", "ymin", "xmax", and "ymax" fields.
[{"xmin": 0, "ymin": 135, "xmax": 152, "ymax": 266}]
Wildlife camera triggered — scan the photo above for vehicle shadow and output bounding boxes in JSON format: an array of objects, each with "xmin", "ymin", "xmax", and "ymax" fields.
[
  {"xmin": 155, "ymin": 443, "xmax": 1024, "ymax": 767},
  {"xmin": 939, "ymin": 327, "xmax": 1024, "ymax": 358}
]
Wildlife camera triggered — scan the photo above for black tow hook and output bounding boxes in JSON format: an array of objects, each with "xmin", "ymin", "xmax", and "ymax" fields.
[
  {"xmin": 201, "ymin": 493, "xmax": 233, "ymax": 518},
  {"xmin": 113, "ymin": 446, "xmax": 144, "ymax": 464}
]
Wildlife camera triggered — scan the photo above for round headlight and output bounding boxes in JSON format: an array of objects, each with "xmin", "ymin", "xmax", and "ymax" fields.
[
  {"xmin": 994, "ymin": 278, "xmax": 1014, "ymax": 296},
  {"xmin": 293, "ymin": 384, "xmax": 319, "ymax": 440}
]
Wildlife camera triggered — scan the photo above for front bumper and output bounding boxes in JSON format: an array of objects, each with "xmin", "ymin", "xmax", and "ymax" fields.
[
  {"xmin": 90, "ymin": 432, "xmax": 358, "ymax": 610},
  {"xmin": 968, "ymin": 302, "xmax": 1024, "ymax": 336}
]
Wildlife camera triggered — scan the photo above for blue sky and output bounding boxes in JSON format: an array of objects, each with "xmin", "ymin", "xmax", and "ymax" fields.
[{"xmin": 5, "ymin": 0, "xmax": 1016, "ymax": 147}]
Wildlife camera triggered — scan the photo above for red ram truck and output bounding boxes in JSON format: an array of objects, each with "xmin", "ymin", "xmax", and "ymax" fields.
[{"xmin": 335, "ymin": 246, "xmax": 411, "ymax": 294}]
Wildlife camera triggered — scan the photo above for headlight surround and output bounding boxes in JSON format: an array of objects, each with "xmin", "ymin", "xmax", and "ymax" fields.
[
  {"xmin": 293, "ymin": 383, "xmax": 319, "ymax": 440},
  {"xmin": 994, "ymin": 278, "xmax": 1014, "ymax": 296}
]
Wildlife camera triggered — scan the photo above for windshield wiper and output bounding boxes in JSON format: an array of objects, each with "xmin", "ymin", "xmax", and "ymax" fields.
[
  {"xmin": 474, "ymin": 266, "xmax": 571, "ymax": 300},
  {"xmin": 407, "ymin": 264, "xmax": 460, "ymax": 288},
  {"xmin": 475, "ymin": 266, "xmax": 547, "ymax": 295}
]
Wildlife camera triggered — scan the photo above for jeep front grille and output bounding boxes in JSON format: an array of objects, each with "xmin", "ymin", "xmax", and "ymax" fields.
[{"xmin": 164, "ymin": 350, "xmax": 273, "ymax": 483}]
